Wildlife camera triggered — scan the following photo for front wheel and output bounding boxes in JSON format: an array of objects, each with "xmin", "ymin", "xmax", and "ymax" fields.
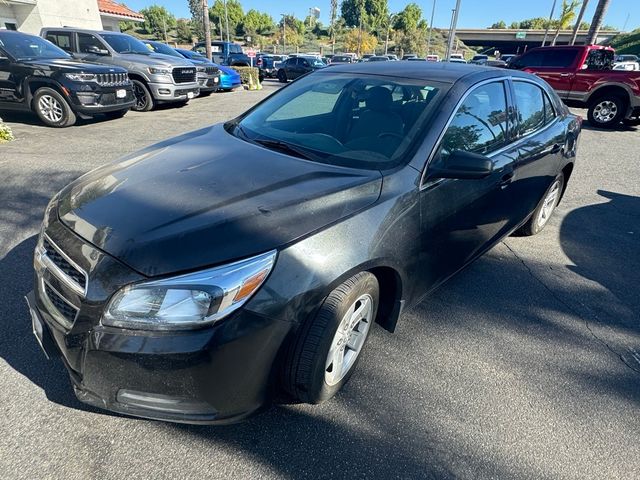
[
  {"xmin": 587, "ymin": 95, "xmax": 627, "ymax": 129},
  {"xmin": 33, "ymin": 87, "xmax": 76, "ymax": 127},
  {"xmin": 131, "ymin": 79, "xmax": 154, "ymax": 112},
  {"xmin": 277, "ymin": 70, "xmax": 287, "ymax": 83},
  {"xmin": 516, "ymin": 173, "xmax": 565, "ymax": 236},
  {"xmin": 283, "ymin": 272, "xmax": 379, "ymax": 404}
]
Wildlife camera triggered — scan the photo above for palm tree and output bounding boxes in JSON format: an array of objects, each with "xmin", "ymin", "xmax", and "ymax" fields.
[{"xmin": 551, "ymin": 0, "xmax": 581, "ymax": 45}]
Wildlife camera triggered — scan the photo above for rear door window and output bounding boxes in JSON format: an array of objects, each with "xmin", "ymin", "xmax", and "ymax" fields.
[{"xmin": 513, "ymin": 81, "xmax": 557, "ymax": 136}]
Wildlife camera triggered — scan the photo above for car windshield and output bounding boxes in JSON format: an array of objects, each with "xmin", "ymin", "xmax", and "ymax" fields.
[
  {"xmin": 229, "ymin": 72, "xmax": 447, "ymax": 170},
  {"xmin": 145, "ymin": 41, "xmax": 182, "ymax": 58},
  {"xmin": 102, "ymin": 34, "xmax": 150, "ymax": 55},
  {"xmin": 0, "ymin": 32, "xmax": 70, "ymax": 60}
]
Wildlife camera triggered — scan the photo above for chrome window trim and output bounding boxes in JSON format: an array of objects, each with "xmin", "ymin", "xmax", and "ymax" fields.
[
  {"xmin": 419, "ymin": 76, "xmax": 511, "ymax": 190},
  {"xmin": 42, "ymin": 233, "xmax": 88, "ymax": 297}
]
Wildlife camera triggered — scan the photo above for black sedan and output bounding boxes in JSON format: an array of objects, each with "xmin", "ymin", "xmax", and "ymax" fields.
[
  {"xmin": 28, "ymin": 62, "xmax": 580, "ymax": 424},
  {"xmin": 277, "ymin": 55, "xmax": 326, "ymax": 82}
]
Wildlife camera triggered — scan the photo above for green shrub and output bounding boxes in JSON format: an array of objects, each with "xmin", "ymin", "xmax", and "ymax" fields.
[
  {"xmin": 229, "ymin": 66, "xmax": 262, "ymax": 90},
  {"xmin": 0, "ymin": 118, "xmax": 14, "ymax": 143}
]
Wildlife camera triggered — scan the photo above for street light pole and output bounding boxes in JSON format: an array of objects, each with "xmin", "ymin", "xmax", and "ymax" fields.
[
  {"xmin": 445, "ymin": 0, "xmax": 460, "ymax": 61},
  {"xmin": 280, "ymin": 14, "xmax": 286, "ymax": 54},
  {"xmin": 384, "ymin": 13, "xmax": 396, "ymax": 55},
  {"xmin": 427, "ymin": 0, "xmax": 437, "ymax": 55},
  {"xmin": 542, "ymin": 0, "xmax": 557, "ymax": 47}
]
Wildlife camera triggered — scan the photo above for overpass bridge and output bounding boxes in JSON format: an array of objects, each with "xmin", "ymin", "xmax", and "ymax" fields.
[{"xmin": 454, "ymin": 29, "xmax": 621, "ymax": 54}]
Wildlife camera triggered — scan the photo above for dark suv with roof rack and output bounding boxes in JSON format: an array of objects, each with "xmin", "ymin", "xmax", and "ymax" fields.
[{"xmin": 0, "ymin": 30, "xmax": 134, "ymax": 127}]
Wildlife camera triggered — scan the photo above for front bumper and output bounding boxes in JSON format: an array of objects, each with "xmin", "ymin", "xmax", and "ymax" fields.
[
  {"xmin": 197, "ymin": 73, "xmax": 220, "ymax": 92},
  {"xmin": 28, "ymin": 222, "xmax": 292, "ymax": 424},
  {"xmin": 148, "ymin": 82, "xmax": 200, "ymax": 102},
  {"xmin": 67, "ymin": 85, "xmax": 136, "ymax": 114}
]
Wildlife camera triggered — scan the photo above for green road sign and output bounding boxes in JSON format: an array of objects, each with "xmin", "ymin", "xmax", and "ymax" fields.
[{"xmin": 516, "ymin": 32, "xmax": 527, "ymax": 39}]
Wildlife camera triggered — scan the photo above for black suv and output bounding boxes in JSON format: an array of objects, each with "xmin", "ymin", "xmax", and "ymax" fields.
[{"xmin": 0, "ymin": 30, "xmax": 134, "ymax": 127}]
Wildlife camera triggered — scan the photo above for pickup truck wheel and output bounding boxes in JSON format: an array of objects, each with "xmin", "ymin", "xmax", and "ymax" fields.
[
  {"xmin": 515, "ymin": 173, "xmax": 564, "ymax": 236},
  {"xmin": 283, "ymin": 272, "xmax": 379, "ymax": 404},
  {"xmin": 33, "ymin": 87, "xmax": 76, "ymax": 127},
  {"xmin": 277, "ymin": 70, "xmax": 287, "ymax": 83},
  {"xmin": 131, "ymin": 80, "xmax": 154, "ymax": 112},
  {"xmin": 587, "ymin": 95, "xmax": 626, "ymax": 129}
]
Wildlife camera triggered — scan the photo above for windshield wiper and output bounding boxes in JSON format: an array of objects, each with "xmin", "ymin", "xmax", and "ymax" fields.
[{"xmin": 254, "ymin": 138, "xmax": 315, "ymax": 160}]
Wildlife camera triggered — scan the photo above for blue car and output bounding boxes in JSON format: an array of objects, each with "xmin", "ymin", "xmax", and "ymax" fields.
[{"xmin": 176, "ymin": 49, "xmax": 241, "ymax": 91}]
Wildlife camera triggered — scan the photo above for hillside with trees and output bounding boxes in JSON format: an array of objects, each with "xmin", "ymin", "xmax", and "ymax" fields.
[{"xmin": 121, "ymin": 0, "xmax": 474, "ymax": 58}]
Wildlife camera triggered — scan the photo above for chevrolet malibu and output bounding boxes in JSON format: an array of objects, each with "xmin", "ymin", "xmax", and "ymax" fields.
[{"xmin": 27, "ymin": 62, "xmax": 581, "ymax": 424}]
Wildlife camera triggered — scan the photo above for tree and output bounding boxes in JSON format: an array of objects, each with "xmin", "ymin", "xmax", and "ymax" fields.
[
  {"xmin": 509, "ymin": 21, "xmax": 520, "ymax": 29},
  {"xmin": 176, "ymin": 19, "xmax": 193, "ymax": 43},
  {"xmin": 490, "ymin": 20, "xmax": 507, "ymax": 29},
  {"xmin": 210, "ymin": 0, "xmax": 244, "ymax": 38},
  {"xmin": 519, "ymin": 17, "xmax": 549, "ymax": 29},
  {"xmin": 140, "ymin": 5, "xmax": 176, "ymax": 39},
  {"xmin": 343, "ymin": 28, "xmax": 378, "ymax": 54},
  {"xmin": 243, "ymin": 9, "xmax": 274, "ymax": 36},
  {"xmin": 341, "ymin": 0, "xmax": 389, "ymax": 30},
  {"xmin": 551, "ymin": 0, "xmax": 581, "ymax": 45},
  {"xmin": 393, "ymin": 3, "xmax": 425, "ymax": 32},
  {"xmin": 187, "ymin": 0, "xmax": 205, "ymax": 40},
  {"xmin": 329, "ymin": 0, "xmax": 339, "ymax": 44}
]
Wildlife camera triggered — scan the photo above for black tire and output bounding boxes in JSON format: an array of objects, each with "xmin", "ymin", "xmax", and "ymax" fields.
[
  {"xmin": 277, "ymin": 69, "xmax": 287, "ymax": 83},
  {"xmin": 587, "ymin": 94, "xmax": 627, "ymax": 129},
  {"xmin": 131, "ymin": 79, "xmax": 154, "ymax": 112},
  {"xmin": 103, "ymin": 109, "xmax": 128, "ymax": 120},
  {"xmin": 516, "ymin": 173, "xmax": 565, "ymax": 236},
  {"xmin": 33, "ymin": 87, "xmax": 76, "ymax": 127},
  {"xmin": 283, "ymin": 272, "xmax": 379, "ymax": 404}
]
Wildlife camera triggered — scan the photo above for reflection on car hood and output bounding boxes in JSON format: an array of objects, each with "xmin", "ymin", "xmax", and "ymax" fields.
[
  {"xmin": 21, "ymin": 58, "xmax": 127, "ymax": 73},
  {"xmin": 58, "ymin": 124, "xmax": 382, "ymax": 276}
]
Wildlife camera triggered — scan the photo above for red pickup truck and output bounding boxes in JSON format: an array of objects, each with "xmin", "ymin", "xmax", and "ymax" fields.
[{"xmin": 509, "ymin": 45, "xmax": 640, "ymax": 128}]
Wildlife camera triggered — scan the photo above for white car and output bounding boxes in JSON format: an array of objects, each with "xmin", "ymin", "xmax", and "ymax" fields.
[{"xmin": 613, "ymin": 61, "xmax": 640, "ymax": 71}]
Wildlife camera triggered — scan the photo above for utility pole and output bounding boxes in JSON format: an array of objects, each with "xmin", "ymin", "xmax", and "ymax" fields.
[
  {"xmin": 357, "ymin": 6, "xmax": 364, "ymax": 57},
  {"xmin": 384, "ymin": 14, "xmax": 396, "ymax": 55},
  {"xmin": 222, "ymin": 0, "xmax": 230, "ymax": 43},
  {"xmin": 542, "ymin": 0, "xmax": 557, "ymax": 46},
  {"xmin": 202, "ymin": 0, "xmax": 212, "ymax": 60},
  {"xmin": 162, "ymin": 15, "xmax": 168, "ymax": 44},
  {"xmin": 570, "ymin": 0, "xmax": 589, "ymax": 45},
  {"xmin": 586, "ymin": 0, "xmax": 611, "ymax": 44},
  {"xmin": 427, "ymin": 0, "xmax": 437, "ymax": 55},
  {"xmin": 280, "ymin": 14, "xmax": 286, "ymax": 54},
  {"xmin": 445, "ymin": 0, "xmax": 460, "ymax": 61}
]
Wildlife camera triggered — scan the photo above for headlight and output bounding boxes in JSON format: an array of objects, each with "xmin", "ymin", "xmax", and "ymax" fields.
[
  {"xmin": 102, "ymin": 250, "xmax": 276, "ymax": 330},
  {"xmin": 148, "ymin": 66, "xmax": 172, "ymax": 75},
  {"xmin": 64, "ymin": 73, "xmax": 97, "ymax": 82}
]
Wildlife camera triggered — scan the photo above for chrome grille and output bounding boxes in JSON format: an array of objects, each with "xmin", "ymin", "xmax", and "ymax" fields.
[
  {"xmin": 42, "ymin": 236, "xmax": 87, "ymax": 297},
  {"xmin": 96, "ymin": 72, "xmax": 129, "ymax": 86},
  {"xmin": 44, "ymin": 282, "xmax": 78, "ymax": 326},
  {"xmin": 172, "ymin": 67, "xmax": 197, "ymax": 84}
]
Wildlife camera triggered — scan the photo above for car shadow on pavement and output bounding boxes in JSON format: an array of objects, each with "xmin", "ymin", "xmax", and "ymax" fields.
[{"xmin": 0, "ymin": 109, "xmax": 128, "ymax": 128}]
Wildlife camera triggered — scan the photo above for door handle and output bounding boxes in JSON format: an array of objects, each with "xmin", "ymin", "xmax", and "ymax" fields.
[
  {"xmin": 499, "ymin": 171, "xmax": 514, "ymax": 187},
  {"xmin": 550, "ymin": 143, "xmax": 562, "ymax": 154},
  {"xmin": 559, "ymin": 73, "xmax": 572, "ymax": 77}
]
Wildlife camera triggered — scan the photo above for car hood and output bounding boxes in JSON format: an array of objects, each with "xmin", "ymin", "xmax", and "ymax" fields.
[
  {"xmin": 215, "ymin": 64, "xmax": 239, "ymax": 77},
  {"xmin": 22, "ymin": 58, "xmax": 127, "ymax": 73},
  {"xmin": 57, "ymin": 124, "xmax": 382, "ymax": 277},
  {"xmin": 118, "ymin": 53, "xmax": 193, "ymax": 67}
]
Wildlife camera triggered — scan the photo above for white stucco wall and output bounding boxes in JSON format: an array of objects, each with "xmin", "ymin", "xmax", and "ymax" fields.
[
  {"xmin": 2, "ymin": 0, "xmax": 102, "ymax": 35},
  {"xmin": 100, "ymin": 16, "xmax": 121, "ymax": 32}
]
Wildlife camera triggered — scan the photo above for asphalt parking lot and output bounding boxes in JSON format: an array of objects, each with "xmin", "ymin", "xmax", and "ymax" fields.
[{"xmin": 1, "ymin": 81, "xmax": 639, "ymax": 479}]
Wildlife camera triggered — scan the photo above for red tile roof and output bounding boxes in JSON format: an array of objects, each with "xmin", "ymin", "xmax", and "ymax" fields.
[{"xmin": 97, "ymin": 0, "xmax": 144, "ymax": 21}]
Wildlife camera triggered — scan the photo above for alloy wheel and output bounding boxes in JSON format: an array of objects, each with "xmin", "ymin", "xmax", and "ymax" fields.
[
  {"xmin": 592, "ymin": 100, "xmax": 618, "ymax": 124},
  {"xmin": 536, "ymin": 179, "xmax": 561, "ymax": 229},
  {"xmin": 324, "ymin": 294, "xmax": 373, "ymax": 386},
  {"xmin": 38, "ymin": 95, "xmax": 63, "ymax": 123},
  {"xmin": 133, "ymin": 83, "xmax": 148, "ymax": 110}
]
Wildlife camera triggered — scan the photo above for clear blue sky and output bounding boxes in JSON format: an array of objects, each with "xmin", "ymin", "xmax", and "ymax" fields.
[{"xmin": 124, "ymin": 1, "xmax": 639, "ymax": 31}]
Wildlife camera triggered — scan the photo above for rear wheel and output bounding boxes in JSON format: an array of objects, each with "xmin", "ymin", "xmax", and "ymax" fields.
[
  {"xmin": 131, "ymin": 79, "xmax": 154, "ymax": 112},
  {"xmin": 33, "ymin": 87, "xmax": 76, "ymax": 127},
  {"xmin": 277, "ymin": 69, "xmax": 287, "ymax": 83},
  {"xmin": 587, "ymin": 94, "xmax": 626, "ymax": 129},
  {"xmin": 283, "ymin": 272, "xmax": 379, "ymax": 404},
  {"xmin": 516, "ymin": 173, "xmax": 564, "ymax": 236}
]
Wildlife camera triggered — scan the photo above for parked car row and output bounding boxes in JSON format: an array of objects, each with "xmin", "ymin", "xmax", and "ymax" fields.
[{"xmin": 0, "ymin": 30, "xmax": 241, "ymax": 127}]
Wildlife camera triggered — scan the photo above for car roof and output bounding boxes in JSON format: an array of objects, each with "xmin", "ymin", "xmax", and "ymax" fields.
[
  {"xmin": 42, "ymin": 27, "xmax": 129, "ymax": 35},
  {"xmin": 317, "ymin": 61, "xmax": 540, "ymax": 85}
]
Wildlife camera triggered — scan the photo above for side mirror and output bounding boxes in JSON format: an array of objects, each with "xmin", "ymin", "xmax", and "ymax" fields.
[
  {"xmin": 87, "ymin": 45, "xmax": 109, "ymax": 56},
  {"xmin": 429, "ymin": 150, "xmax": 493, "ymax": 180}
]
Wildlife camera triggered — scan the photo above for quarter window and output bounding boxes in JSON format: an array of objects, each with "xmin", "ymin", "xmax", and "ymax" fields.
[
  {"xmin": 45, "ymin": 32, "xmax": 73, "ymax": 52},
  {"xmin": 440, "ymin": 81, "xmax": 509, "ymax": 159},
  {"xmin": 513, "ymin": 81, "xmax": 556, "ymax": 136}
]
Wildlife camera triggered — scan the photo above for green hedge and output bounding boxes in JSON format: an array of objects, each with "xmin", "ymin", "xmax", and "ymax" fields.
[
  {"xmin": 0, "ymin": 118, "xmax": 14, "ymax": 143},
  {"xmin": 229, "ymin": 66, "xmax": 262, "ymax": 90}
]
